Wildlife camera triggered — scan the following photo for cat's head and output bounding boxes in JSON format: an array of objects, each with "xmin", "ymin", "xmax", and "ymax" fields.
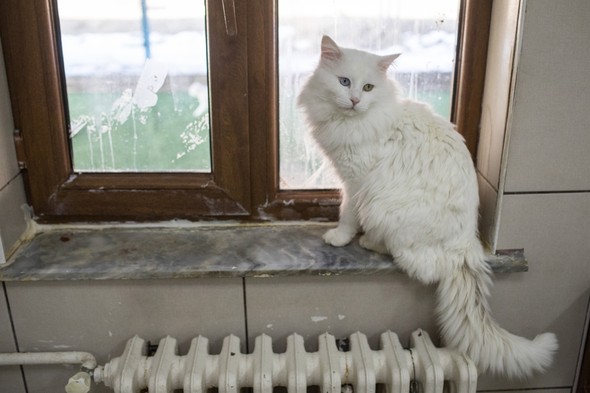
[{"xmin": 300, "ymin": 36, "xmax": 400, "ymax": 118}]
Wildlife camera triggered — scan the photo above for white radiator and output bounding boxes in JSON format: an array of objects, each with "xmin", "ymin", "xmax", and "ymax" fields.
[{"xmin": 92, "ymin": 329, "xmax": 477, "ymax": 393}]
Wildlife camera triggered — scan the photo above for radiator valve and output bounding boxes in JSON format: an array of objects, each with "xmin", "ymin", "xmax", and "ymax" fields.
[{"xmin": 65, "ymin": 371, "xmax": 91, "ymax": 393}]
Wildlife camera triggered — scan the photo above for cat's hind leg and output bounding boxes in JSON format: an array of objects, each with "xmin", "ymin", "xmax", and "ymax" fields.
[
  {"xmin": 393, "ymin": 246, "xmax": 463, "ymax": 285},
  {"xmin": 359, "ymin": 233, "xmax": 388, "ymax": 254}
]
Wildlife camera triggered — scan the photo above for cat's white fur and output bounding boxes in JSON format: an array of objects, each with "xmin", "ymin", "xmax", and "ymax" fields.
[{"xmin": 298, "ymin": 36, "xmax": 558, "ymax": 378}]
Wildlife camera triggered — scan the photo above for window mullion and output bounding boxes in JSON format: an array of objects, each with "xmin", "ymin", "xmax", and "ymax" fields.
[{"xmin": 207, "ymin": 0, "xmax": 252, "ymax": 213}]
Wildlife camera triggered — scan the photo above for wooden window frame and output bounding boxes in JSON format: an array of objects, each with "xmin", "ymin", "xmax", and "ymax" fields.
[{"xmin": 0, "ymin": 0, "xmax": 491, "ymax": 223}]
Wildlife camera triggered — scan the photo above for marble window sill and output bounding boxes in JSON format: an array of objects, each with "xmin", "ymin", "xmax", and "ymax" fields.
[{"xmin": 0, "ymin": 223, "xmax": 527, "ymax": 281}]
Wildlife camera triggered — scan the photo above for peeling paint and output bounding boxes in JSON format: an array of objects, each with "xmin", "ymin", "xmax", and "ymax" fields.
[{"xmin": 311, "ymin": 316, "xmax": 328, "ymax": 323}]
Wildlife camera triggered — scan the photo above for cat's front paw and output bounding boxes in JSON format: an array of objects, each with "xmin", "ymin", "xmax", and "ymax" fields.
[{"xmin": 323, "ymin": 227, "xmax": 355, "ymax": 247}]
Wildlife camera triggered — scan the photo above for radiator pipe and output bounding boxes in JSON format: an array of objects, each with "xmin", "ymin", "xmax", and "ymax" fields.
[
  {"xmin": 0, "ymin": 351, "xmax": 98, "ymax": 392},
  {"xmin": 0, "ymin": 351, "xmax": 97, "ymax": 371}
]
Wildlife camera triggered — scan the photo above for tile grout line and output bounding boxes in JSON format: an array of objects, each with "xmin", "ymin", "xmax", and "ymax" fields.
[
  {"xmin": 504, "ymin": 189, "xmax": 590, "ymax": 195},
  {"xmin": 0, "ymin": 172, "xmax": 22, "ymax": 194},
  {"xmin": 2, "ymin": 282, "xmax": 29, "ymax": 392},
  {"xmin": 242, "ymin": 277, "xmax": 250, "ymax": 354}
]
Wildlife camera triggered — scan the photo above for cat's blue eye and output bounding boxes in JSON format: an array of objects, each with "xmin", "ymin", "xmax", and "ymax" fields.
[{"xmin": 338, "ymin": 77, "xmax": 351, "ymax": 87}]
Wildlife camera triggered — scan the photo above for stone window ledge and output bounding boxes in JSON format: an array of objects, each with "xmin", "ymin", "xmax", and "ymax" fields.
[{"xmin": 0, "ymin": 223, "xmax": 527, "ymax": 281}]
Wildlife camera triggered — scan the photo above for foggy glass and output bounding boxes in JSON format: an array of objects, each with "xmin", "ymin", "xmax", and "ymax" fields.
[{"xmin": 57, "ymin": 0, "xmax": 211, "ymax": 173}]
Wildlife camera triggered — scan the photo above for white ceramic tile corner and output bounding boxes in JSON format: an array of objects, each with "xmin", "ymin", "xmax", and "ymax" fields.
[
  {"xmin": 0, "ymin": 174, "xmax": 28, "ymax": 257},
  {"xmin": 0, "ymin": 235, "xmax": 4, "ymax": 264},
  {"xmin": 478, "ymin": 172, "xmax": 500, "ymax": 252},
  {"xmin": 477, "ymin": 0, "xmax": 521, "ymax": 190}
]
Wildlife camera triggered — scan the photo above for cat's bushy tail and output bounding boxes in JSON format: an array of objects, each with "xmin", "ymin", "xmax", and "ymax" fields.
[{"xmin": 435, "ymin": 247, "xmax": 558, "ymax": 379}]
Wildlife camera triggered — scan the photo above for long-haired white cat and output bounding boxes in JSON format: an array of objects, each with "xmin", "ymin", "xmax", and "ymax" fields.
[{"xmin": 298, "ymin": 36, "xmax": 557, "ymax": 378}]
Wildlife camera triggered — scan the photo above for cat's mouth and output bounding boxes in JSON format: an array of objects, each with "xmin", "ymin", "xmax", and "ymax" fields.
[
  {"xmin": 334, "ymin": 99, "xmax": 364, "ymax": 116},
  {"xmin": 343, "ymin": 106, "xmax": 363, "ymax": 116}
]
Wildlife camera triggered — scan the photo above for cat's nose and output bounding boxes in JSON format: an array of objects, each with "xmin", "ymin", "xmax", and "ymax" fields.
[{"xmin": 350, "ymin": 97, "xmax": 360, "ymax": 106}]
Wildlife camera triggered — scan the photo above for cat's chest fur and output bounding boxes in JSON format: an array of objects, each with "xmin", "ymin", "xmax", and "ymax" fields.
[
  {"xmin": 331, "ymin": 144, "xmax": 380, "ymax": 182},
  {"xmin": 312, "ymin": 115, "xmax": 395, "ymax": 182}
]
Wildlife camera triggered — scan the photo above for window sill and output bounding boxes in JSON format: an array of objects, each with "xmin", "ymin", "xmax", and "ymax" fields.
[{"xmin": 0, "ymin": 223, "xmax": 527, "ymax": 281}]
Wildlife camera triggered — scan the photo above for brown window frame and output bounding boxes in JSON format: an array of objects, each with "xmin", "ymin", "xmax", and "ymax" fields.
[{"xmin": 0, "ymin": 0, "xmax": 491, "ymax": 223}]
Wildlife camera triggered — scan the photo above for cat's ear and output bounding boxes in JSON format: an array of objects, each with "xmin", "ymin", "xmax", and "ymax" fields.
[
  {"xmin": 321, "ymin": 35, "xmax": 342, "ymax": 62},
  {"xmin": 378, "ymin": 53, "xmax": 401, "ymax": 72}
]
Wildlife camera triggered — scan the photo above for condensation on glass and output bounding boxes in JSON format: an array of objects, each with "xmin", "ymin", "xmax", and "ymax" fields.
[
  {"xmin": 57, "ymin": 0, "xmax": 211, "ymax": 173},
  {"xmin": 279, "ymin": 0, "xmax": 460, "ymax": 189}
]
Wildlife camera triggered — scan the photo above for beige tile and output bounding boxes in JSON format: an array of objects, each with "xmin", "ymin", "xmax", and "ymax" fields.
[
  {"xmin": 0, "ymin": 38, "xmax": 25, "ymax": 260},
  {"xmin": 0, "ymin": 174, "xmax": 28, "ymax": 258},
  {"xmin": 504, "ymin": 0, "xmax": 590, "ymax": 192},
  {"xmin": 6, "ymin": 278, "xmax": 245, "ymax": 393},
  {"xmin": 478, "ymin": 193, "xmax": 590, "ymax": 389},
  {"xmin": 245, "ymin": 275, "xmax": 438, "ymax": 353},
  {"xmin": 0, "ymin": 286, "xmax": 26, "ymax": 393},
  {"xmin": 0, "ymin": 38, "xmax": 19, "ymax": 187}
]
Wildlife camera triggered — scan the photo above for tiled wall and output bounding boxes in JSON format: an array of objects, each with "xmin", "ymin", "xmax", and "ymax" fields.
[
  {"xmin": 0, "ymin": 39, "xmax": 27, "ymax": 262},
  {"xmin": 1, "ymin": 1, "xmax": 589, "ymax": 392},
  {"xmin": 5, "ymin": 279, "xmax": 247, "ymax": 393},
  {"xmin": 479, "ymin": 193, "xmax": 590, "ymax": 389},
  {"xmin": 0, "ymin": 286, "xmax": 23, "ymax": 392},
  {"xmin": 0, "ymin": 36, "xmax": 28, "ymax": 393},
  {"xmin": 476, "ymin": 0, "xmax": 590, "ymax": 389}
]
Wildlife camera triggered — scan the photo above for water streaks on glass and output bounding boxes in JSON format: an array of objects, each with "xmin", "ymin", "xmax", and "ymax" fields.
[{"xmin": 57, "ymin": 0, "xmax": 211, "ymax": 173}]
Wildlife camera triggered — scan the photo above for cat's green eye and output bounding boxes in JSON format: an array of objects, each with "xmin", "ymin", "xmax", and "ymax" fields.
[{"xmin": 363, "ymin": 84, "xmax": 375, "ymax": 92}]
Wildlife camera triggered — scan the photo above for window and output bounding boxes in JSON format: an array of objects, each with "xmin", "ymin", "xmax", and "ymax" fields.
[
  {"xmin": 0, "ymin": 0, "xmax": 491, "ymax": 223},
  {"xmin": 58, "ymin": 0, "xmax": 211, "ymax": 173}
]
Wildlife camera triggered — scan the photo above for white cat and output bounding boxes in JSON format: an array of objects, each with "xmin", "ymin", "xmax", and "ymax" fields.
[{"xmin": 298, "ymin": 36, "xmax": 558, "ymax": 379}]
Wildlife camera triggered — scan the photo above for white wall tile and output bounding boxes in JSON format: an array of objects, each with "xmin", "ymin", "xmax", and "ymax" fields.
[
  {"xmin": 478, "ymin": 193, "xmax": 590, "ymax": 389},
  {"xmin": 0, "ymin": 37, "xmax": 27, "ymax": 260},
  {"xmin": 0, "ymin": 286, "xmax": 26, "ymax": 393},
  {"xmin": 0, "ymin": 38, "xmax": 19, "ymax": 187},
  {"xmin": 505, "ymin": 0, "xmax": 590, "ymax": 192},
  {"xmin": 6, "ymin": 278, "xmax": 245, "ymax": 393},
  {"xmin": 245, "ymin": 275, "xmax": 437, "ymax": 353}
]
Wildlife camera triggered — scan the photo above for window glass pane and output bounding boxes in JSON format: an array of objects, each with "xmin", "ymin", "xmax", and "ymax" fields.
[
  {"xmin": 57, "ymin": 0, "xmax": 211, "ymax": 173},
  {"xmin": 279, "ymin": 0, "xmax": 460, "ymax": 189}
]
